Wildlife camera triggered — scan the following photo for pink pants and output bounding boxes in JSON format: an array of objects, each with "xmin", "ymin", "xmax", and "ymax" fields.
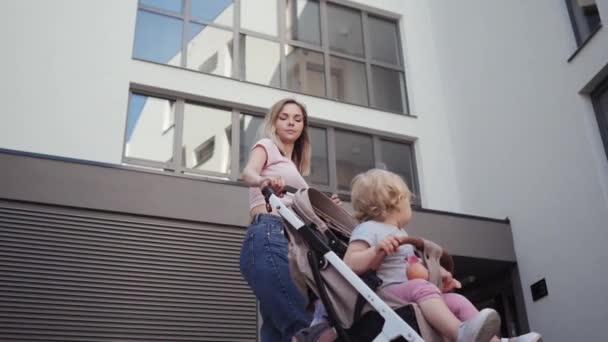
[{"xmin": 385, "ymin": 279, "xmax": 478, "ymax": 321}]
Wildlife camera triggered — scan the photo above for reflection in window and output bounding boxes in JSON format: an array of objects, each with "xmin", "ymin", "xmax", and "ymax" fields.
[
  {"xmin": 327, "ymin": 3, "xmax": 364, "ymax": 57},
  {"xmin": 308, "ymin": 127, "xmax": 329, "ymax": 185},
  {"xmin": 239, "ymin": 114, "xmax": 264, "ymax": 171},
  {"xmin": 139, "ymin": 0, "xmax": 182, "ymax": 14},
  {"xmin": 125, "ymin": 93, "xmax": 175, "ymax": 162},
  {"xmin": 187, "ymin": 23, "xmax": 233, "ymax": 77},
  {"xmin": 286, "ymin": 0, "xmax": 321, "ymax": 45},
  {"xmin": 241, "ymin": 0, "xmax": 278, "ymax": 36},
  {"xmin": 329, "ymin": 56, "xmax": 368, "ymax": 105},
  {"xmin": 378, "ymin": 140, "xmax": 416, "ymax": 196},
  {"xmin": 133, "ymin": 1, "xmax": 408, "ymax": 114},
  {"xmin": 566, "ymin": 0, "xmax": 602, "ymax": 45},
  {"xmin": 372, "ymin": 66, "xmax": 405, "ymax": 113},
  {"xmin": 286, "ymin": 46, "xmax": 326, "ymax": 97},
  {"xmin": 191, "ymin": 0, "xmax": 233, "ymax": 26},
  {"xmin": 335, "ymin": 130, "xmax": 374, "ymax": 190},
  {"xmin": 368, "ymin": 16, "xmax": 400, "ymax": 66},
  {"xmin": 182, "ymin": 103, "xmax": 232, "ymax": 174},
  {"xmin": 239, "ymin": 35, "xmax": 281, "ymax": 87},
  {"xmin": 194, "ymin": 137, "xmax": 216, "ymax": 167},
  {"xmin": 133, "ymin": 10, "xmax": 183, "ymax": 66}
]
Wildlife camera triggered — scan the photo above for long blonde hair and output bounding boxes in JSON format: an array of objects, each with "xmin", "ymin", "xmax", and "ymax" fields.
[{"xmin": 262, "ymin": 98, "xmax": 311, "ymax": 176}]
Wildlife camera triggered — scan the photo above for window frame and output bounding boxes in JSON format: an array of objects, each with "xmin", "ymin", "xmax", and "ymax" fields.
[
  {"xmin": 591, "ymin": 78, "xmax": 608, "ymax": 160},
  {"xmin": 133, "ymin": 0, "xmax": 410, "ymax": 115},
  {"xmin": 123, "ymin": 89, "xmax": 420, "ymax": 202},
  {"xmin": 565, "ymin": 0, "xmax": 603, "ymax": 46}
]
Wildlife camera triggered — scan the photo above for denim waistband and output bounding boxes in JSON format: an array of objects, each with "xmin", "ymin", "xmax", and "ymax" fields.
[{"xmin": 250, "ymin": 213, "xmax": 283, "ymax": 225}]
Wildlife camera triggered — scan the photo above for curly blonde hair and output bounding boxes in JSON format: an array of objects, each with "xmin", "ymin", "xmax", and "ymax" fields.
[{"xmin": 351, "ymin": 169, "xmax": 412, "ymax": 222}]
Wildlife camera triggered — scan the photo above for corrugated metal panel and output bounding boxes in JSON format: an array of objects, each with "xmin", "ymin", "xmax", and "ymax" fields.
[{"xmin": 0, "ymin": 200, "xmax": 257, "ymax": 341}]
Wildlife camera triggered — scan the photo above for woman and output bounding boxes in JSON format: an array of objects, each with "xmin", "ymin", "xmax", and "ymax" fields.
[{"xmin": 239, "ymin": 98, "xmax": 340, "ymax": 341}]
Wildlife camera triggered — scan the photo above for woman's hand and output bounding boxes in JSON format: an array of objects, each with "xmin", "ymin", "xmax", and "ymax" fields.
[
  {"xmin": 330, "ymin": 193, "xmax": 342, "ymax": 206},
  {"xmin": 259, "ymin": 176, "xmax": 285, "ymax": 197},
  {"xmin": 376, "ymin": 235, "xmax": 401, "ymax": 255}
]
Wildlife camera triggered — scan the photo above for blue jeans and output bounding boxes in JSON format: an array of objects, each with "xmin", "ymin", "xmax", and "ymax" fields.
[{"xmin": 240, "ymin": 214, "xmax": 312, "ymax": 342}]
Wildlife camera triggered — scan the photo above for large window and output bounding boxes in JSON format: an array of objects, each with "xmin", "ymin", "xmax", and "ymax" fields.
[
  {"xmin": 566, "ymin": 0, "xmax": 602, "ymax": 46},
  {"xmin": 133, "ymin": 0, "xmax": 408, "ymax": 114},
  {"xmin": 124, "ymin": 91, "xmax": 420, "ymax": 200},
  {"xmin": 591, "ymin": 79, "xmax": 608, "ymax": 160}
]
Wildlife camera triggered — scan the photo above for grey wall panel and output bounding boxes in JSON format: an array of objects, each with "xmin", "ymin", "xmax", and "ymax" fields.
[
  {"xmin": 0, "ymin": 151, "xmax": 515, "ymax": 262},
  {"xmin": 0, "ymin": 201, "xmax": 256, "ymax": 341}
]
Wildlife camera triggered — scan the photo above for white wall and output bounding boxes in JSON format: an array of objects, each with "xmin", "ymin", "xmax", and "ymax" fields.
[
  {"xmin": 0, "ymin": 0, "xmax": 136, "ymax": 163},
  {"xmin": 0, "ymin": 0, "xmax": 463, "ymax": 212},
  {"xmin": 419, "ymin": 0, "xmax": 608, "ymax": 340}
]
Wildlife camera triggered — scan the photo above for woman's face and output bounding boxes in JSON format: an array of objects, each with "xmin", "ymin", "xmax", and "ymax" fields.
[{"xmin": 275, "ymin": 103, "xmax": 305, "ymax": 144}]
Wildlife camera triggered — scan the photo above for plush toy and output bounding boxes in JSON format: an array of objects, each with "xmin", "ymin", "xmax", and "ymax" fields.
[{"xmin": 406, "ymin": 255, "xmax": 462, "ymax": 292}]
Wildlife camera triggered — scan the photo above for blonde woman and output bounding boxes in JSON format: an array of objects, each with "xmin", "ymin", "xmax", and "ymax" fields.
[{"xmin": 240, "ymin": 98, "xmax": 340, "ymax": 342}]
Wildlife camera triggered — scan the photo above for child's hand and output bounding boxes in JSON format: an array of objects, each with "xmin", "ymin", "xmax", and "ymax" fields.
[
  {"xmin": 376, "ymin": 235, "xmax": 401, "ymax": 255},
  {"xmin": 330, "ymin": 194, "xmax": 342, "ymax": 206}
]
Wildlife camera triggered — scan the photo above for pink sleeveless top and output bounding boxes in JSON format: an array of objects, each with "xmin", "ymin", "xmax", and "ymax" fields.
[{"xmin": 248, "ymin": 138, "xmax": 309, "ymax": 210}]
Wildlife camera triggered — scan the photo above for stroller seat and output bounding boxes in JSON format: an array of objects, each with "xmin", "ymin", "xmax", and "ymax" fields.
[{"xmin": 274, "ymin": 187, "xmax": 452, "ymax": 342}]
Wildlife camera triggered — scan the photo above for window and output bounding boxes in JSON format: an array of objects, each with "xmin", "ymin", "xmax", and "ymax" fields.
[
  {"xmin": 125, "ymin": 93, "xmax": 176, "ymax": 163},
  {"xmin": 335, "ymin": 130, "xmax": 374, "ymax": 190},
  {"xmin": 591, "ymin": 79, "xmax": 608, "ymax": 159},
  {"xmin": 124, "ymin": 92, "xmax": 419, "ymax": 200},
  {"xmin": 133, "ymin": 0, "xmax": 409, "ymax": 114},
  {"xmin": 286, "ymin": 0, "xmax": 321, "ymax": 45},
  {"xmin": 378, "ymin": 139, "xmax": 418, "ymax": 197},
  {"xmin": 182, "ymin": 103, "xmax": 233, "ymax": 174},
  {"xmin": 285, "ymin": 46, "xmax": 326, "ymax": 97},
  {"xmin": 566, "ymin": 0, "xmax": 602, "ymax": 45}
]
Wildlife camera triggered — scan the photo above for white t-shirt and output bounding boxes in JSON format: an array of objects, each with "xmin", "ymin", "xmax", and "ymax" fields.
[{"xmin": 350, "ymin": 220, "xmax": 415, "ymax": 289}]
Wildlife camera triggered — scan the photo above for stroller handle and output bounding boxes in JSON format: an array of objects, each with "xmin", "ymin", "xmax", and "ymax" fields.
[{"xmin": 261, "ymin": 185, "xmax": 298, "ymax": 201}]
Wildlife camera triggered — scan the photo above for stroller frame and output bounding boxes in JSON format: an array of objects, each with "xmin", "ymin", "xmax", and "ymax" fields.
[{"xmin": 262, "ymin": 187, "xmax": 424, "ymax": 342}]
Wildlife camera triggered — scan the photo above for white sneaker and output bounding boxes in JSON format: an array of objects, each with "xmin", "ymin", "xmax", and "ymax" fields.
[
  {"xmin": 457, "ymin": 308, "xmax": 501, "ymax": 342},
  {"xmin": 501, "ymin": 332, "xmax": 543, "ymax": 342}
]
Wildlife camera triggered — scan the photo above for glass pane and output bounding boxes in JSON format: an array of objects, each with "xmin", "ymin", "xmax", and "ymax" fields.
[
  {"xmin": 239, "ymin": 114, "xmax": 264, "ymax": 171},
  {"xmin": 379, "ymin": 140, "xmax": 416, "ymax": 196},
  {"xmin": 241, "ymin": 0, "xmax": 278, "ymax": 36},
  {"xmin": 239, "ymin": 35, "xmax": 281, "ymax": 87},
  {"xmin": 335, "ymin": 130, "xmax": 374, "ymax": 190},
  {"xmin": 183, "ymin": 103, "xmax": 232, "ymax": 174},
  {"xmin": 191, "ymin": 0, "xmax": 234, "ymax": 26},
  {"xmin": 368, "ymin": 16, "xmax": 400, "ymax": 66},
  {"xmin": 286, "ymin": 46, "xmax": 326, "ymax": 97},
  {"xmin": 133, "ymin": 10, "xmax": 183, "ymax": 66},
  {"xmin": 187, "ymin": 23, "xmax": 233, "ymax": 77},
  {"xmin": 286, "ymin": 0, "xmax": 321, "ymax": 45},
  {"xmin": 125, "ymin": 93, "xmax": 175, "ymax": 163},
  {"xmin": 327, "ymin": 4, "xmax": 364, "ymax": 57},
  {"xmin": 309, "ymin": 127, "xmax": 329, "ymax": 185},
  {"xmin": 372, "ymin": 66, "xmax": 405, "ymax": 113},
  {"xmin": 139, "ymin": 0, "xmax": 182, "ymax": 14},
  {"xmin": 329, "ymin": 56, "xmax": 368, "ymax": 105}
]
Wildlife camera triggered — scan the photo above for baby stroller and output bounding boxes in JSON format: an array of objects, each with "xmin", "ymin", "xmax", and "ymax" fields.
[{"xmin": 262, "ymin": 186, "xmax": 455, "ymax": 342}]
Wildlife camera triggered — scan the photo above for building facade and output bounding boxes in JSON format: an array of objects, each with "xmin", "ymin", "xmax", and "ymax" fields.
[{"xmin": 1, "ymin": 0, "xmax": 607, "ymax": 341}]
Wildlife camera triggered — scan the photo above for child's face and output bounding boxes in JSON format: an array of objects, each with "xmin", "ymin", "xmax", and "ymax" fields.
[{"xmin": 396, "ymin": 195, "xmax": 413, "ymax": 227}]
